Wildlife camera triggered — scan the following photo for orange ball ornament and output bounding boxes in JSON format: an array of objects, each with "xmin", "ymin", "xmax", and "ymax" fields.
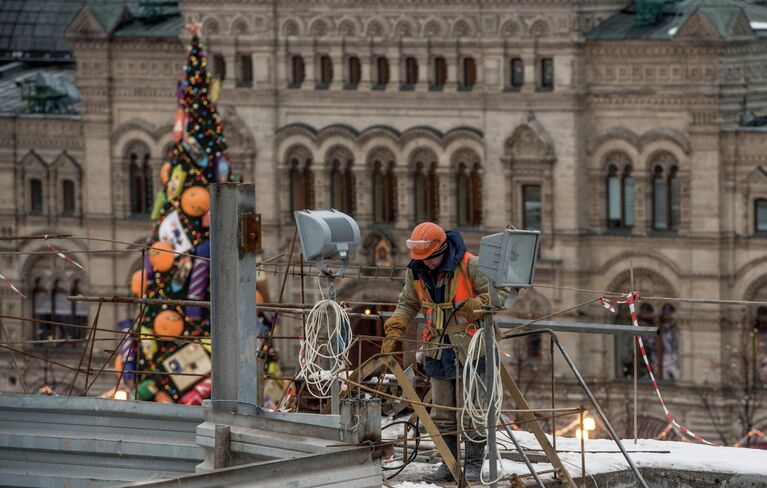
[
  {"xmin": 154, "ymin": 391, "xmax": 174, "ymax": 403},
  {"xmin": 160, "ymin": 162, "xmax": 172, "ymax": 185},
  {"xmin": 180, "ymin": 186, "xmax": 210, "ymax": 217},
  {"xmin": 131, "ymin": 269, "xmax": 148, "ymax": 297},
  {"xmin": 154, "ymin": 310, "xmax": 184, "ymax": 340},
  {"xmin": 149, "ymin": 241, "xmax": 175, "ymax": 272}
]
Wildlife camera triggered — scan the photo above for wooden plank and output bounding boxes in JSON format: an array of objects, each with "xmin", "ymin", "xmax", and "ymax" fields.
[
  {"xmin": 385, "ymin": 356, "xmax": 460, "ymax": 481},
  {"xmin": 500, "ymin": 363, "xmax": 576, "ymax": 487}
]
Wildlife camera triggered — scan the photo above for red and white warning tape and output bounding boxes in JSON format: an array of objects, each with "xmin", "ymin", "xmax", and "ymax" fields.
[
  {"xmin": 605, "ymin": 291, "xmax": 718, "ymax": 446},
  {"xmin": 0, "ymin": 272, "xmax": 24, "ymax": 298},
  {"xmin": 44, "ymin": 235, "xmax": 85, "ymax": 271}
]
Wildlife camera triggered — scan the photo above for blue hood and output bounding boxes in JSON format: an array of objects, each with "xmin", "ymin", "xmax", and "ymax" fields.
[{"xmin": 408, "ymin": 230, "xmax": 467, "ymax": 281}]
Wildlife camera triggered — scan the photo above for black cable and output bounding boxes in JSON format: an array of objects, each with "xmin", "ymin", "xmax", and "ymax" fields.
[{"xmin": 381, "ymin": 418, "xmax": 421, "ymax": 480}]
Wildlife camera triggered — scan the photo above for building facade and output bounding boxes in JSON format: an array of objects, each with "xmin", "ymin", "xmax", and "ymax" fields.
[{"xmin": 2, "ymin": 0, "xmax": 767, "ymax": 444}]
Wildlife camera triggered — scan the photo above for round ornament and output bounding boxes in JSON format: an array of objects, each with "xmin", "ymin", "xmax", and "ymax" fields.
[
  {"xmin": 154, "ymin": 390, "xmax": 174, "ymax": 403},
  {"xmin": 154, "ymin": 310, "xmax": 184, "ymax": 340},
  {"xmin": 149, "ymin": 242, "xmax": 175, "ymax": 272},
  {"xmin": 181, "ymin": 187, "xmax": 210, "ymax": 217},
  {"xmin": 131, "ymin": 269, "xmax": 148, "ymax": 297}
]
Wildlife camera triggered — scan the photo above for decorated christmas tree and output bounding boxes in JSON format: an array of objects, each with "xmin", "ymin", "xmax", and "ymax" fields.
[{"xmin": 116, "ymin": 29, "xmax": 276, "ymax": 404}]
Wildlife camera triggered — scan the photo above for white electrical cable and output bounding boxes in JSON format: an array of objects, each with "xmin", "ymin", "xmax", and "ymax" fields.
[
  {"xmin": 461, "ymin": 326, "xmax": 505, "ymax": 485},
  {"xmin": 298, "ymin": 297, "xmax": 353, "ymax": 398}
]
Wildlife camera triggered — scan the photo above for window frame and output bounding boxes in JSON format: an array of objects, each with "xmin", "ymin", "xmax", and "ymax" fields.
[
  {"xmin": 756, "ymin": 199, "xmax": 767, "ymax": 235},
  {"xmin": 316, "ymin": 54, "xmax": 333, "ymax": 89},
  {"xmin": 29, "ymin": 177, "xmax": 44, "ymax": 215},
  {"xmin": 401, "ymin": 56, "xmax": 418, "ymax": 90},
  {"xmin": 373, "ymin": 56, "xmax": 390, "ymax": 90},
  {"xmin": 606, "ymin": 161, "xmax": 634, "ymax": 231},
  {"xmin": 61, "ymin": 178, "xmax": 76, "ymax": 217},
  {"xmin": 237, "ymin": 53, "xmax": 253, "ymax": 87},
  {"xmin": 522, "ymin": 184, "xmax": 542, "ymax": 231},
  {"xmin": 345, "ymin": 55, "xmax": 361, "ymax": 89},
  {"xmin": 458, "ymin": 56, "xmax": 477, "ymax": 91},
  {"xmin": 508, "ymin": 57, "xmax": 524, "ymax": 91},
  {"xmin": 430, "ymin": 56, "xmax": 447, "ymax": 91},
  {"xmin": 288, "ymin": 54, "xmax": 305, "ymax": 88},
  {"xmin": 538, "ymin": 57, "xmax": 554, "ymax": 92}
]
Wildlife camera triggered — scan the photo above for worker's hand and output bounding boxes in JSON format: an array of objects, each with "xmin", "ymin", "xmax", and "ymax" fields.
[
  {"xmin": 462, "ymin": 294, "xmax": 490, "ymax": 321},
  {"xmin": 381, "ymin": 315, "xmax": 408, "ymax": 354}
]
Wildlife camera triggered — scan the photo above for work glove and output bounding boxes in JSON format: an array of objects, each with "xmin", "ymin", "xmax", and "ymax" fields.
[
  {"xmin": 381, "ymin": 315, "xmax": 408, "ymax": 354},
  {"xmin": 462, "ymin": 293, "xmax": 490, "ymax": 321}
]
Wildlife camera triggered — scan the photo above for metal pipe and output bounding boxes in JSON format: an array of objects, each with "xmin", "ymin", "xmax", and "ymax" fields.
[
  {"xmin": 504, "ymin": 329, "xmax": 649, "ymax": 488},
  {"xmin": 496, "ymin": 317, "xmax": 659, "ymax": 337},
  {"xmin": 475, "ymin": 374, "xmax": 545, "ymax": 488}
]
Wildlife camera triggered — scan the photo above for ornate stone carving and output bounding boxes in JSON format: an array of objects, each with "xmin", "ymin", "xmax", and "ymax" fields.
[
  {"xmin": 366, "ymin": 18, "xmax": 387, "ymax": 37},
  {"xmin": 409, "ymin": 147, "xmax": 438, "ymax": 166},
  {"xmin": 285, "ymin": 144, "xmax": 312, "ymax": 167},
  {"xmin": 394, "ymin": 18, "xmax": 417, "ymax": 37},
  {"xmin": 282, "ymin": 18, "xmax": 300, "ymax": 36},
  {"xmin": 423, "ymin": 18, "xmax": 443, "ymax": 38},
  {"xmin": 500, "ymin": 19, "xmax": 521, "ymax": 37},
  {"xmin": 529, "ymin": 18, "xmax": 551, "ymax": 38},
  {"xmin": 202, "ymin": 17, "xmax": 221, "ymax": 36},
  {"xmin": 337, "ymin": 18, "xmax": 357, "ymax": 37},
  {"xmin": 367, "ymin": 146, "xmax": 396, "ymax": 167},
  {"xmin": 309, "ymin": 18, "xmax": 331, "ymax": 37},
  {"xmin": 450, "ymin": 147, "xmax": 480, "ymax": 168},
  {"xmin": 452, "ymin": 19, "xmax": 473, "ymax": 38},
  {"xmin": 506, "ymin": 123, "xmax": 554, "ymax": 162}
]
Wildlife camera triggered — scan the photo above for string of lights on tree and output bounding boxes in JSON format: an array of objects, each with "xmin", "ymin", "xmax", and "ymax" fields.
[{"xmin": 119, "ymin": 32, "xmax": 232, "ymax": 404}]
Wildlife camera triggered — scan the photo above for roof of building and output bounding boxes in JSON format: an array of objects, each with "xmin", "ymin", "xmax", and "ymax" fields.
[
  {"xmin": 0, "ymin": 62, "xmax": 79, "ymax": 116},
  {"xmin": 0, "ymin": 0, "xmax": 180, "ymax": 62},
  {"xmin": 587, "ymin": 0, "xmax": 767, "ymax": 41}
]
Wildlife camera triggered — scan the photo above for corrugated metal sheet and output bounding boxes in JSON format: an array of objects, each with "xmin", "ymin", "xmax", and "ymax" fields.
[{"xmin": 0, "ymin": 394, "xmax": 205, "ymax": 487}]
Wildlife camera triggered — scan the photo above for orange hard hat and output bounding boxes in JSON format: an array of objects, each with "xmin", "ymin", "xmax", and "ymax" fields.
[
  {"xmin": 407, "ymin": 222, "xmax": 447, "ymax": 260},
  {"xmin": 256, "ymin": 291, "xmax": 264, "ymax": 304}
]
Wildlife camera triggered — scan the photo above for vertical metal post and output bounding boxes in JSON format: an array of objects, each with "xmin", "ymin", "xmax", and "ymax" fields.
[
  {"xmin": 630, "ymin": 264, "xmax": 637, "ymax": 445},
  {"xmin": 484, "ymin": 313, "xmax": 498, "ymax": 488},
  {"xmin": 455, "ymin": 353, "xmax": 463, "ymax": 488},
  {"xmin": 580, "ymin": 406, "xmax": 586, "ymax": 488},
  {"xmin": 210, "ymin": 183, "xmax": 259, "ymax": 415}
]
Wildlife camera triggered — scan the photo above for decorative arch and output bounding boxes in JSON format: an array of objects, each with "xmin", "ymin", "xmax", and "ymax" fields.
[
  {"xmin": 230, "ymin": 16, "xmax": 249, "ymax": 36},
  {"xmin": 337, "ymin": 17, "xmax": 360, "ymax": 37},
  {"xmin": 282, "ymin": 18, "xmax": 301, "ymax": 36},
  {"xmin": 529, "ymin": 18, "xmax": 552, "ymax": 38},
  {"xmin": 639, "ymin": 128, "xmax": 692, "ymax": 156},
  {"xmin": 309, "ymin": 17, "xmax": 332, "ymax": 37},
  {"xmin": 500, "ymin": 19, "xmax": 523, "ymax": 37},
  {"xmin": 365, "ymin": 18, "xmax": 388, "ymax": 37},
  {"xmin": 423, "ymin": 18, "xmax": 444, "ymax": 38},
  {"xmin": 202, "ymin": 17, "xmax": 221, "ymax": 36},
  {"xmin": 505, "ymin": 121, "xmax": 555, "ymax": 162},
  {"xmin": 394, "ymin": 18, "xmax": 418, "ymax": 37},
  {"xmin": 587, "ymin": 127, "xmax": 641, "ymax": 156},
  {"xmin": 409, "ymin": 147, "xmax": 440, "ymax": 223},
  {"xmin": 452, "ymin": 18, "xmax": 475, "ymax": 38},
  {"xmin": 607, "ymin": 267, "xmax": 680, "ymax": 381}
]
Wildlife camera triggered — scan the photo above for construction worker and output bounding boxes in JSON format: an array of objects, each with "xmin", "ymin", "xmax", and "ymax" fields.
[{"xmin": 381, "ymin": 222, "xmax": 506, "ymax": 482}]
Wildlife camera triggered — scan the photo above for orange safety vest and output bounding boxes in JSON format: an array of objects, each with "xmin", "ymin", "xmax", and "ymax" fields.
[{"xmin": 415, "ymin": 252, "xmax": 478, "ymax": 342}]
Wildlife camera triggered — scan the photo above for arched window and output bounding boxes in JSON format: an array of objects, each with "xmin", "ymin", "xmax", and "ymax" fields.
[
  {"xmin": 212, "ymin": 53, "xmax": 226, "ymax": 81},
  {"xmin": 432, "ymin": 56, "xmax": 447, "ymax": 90},
  {"xmin": 606, "ymin": 153, "xmax": 634, "ymax": 229},
  {"xmin": 289, "ymin": 55, "xmax": 305, "ymax": 88},
  {"xmin": 288, "ymin": 146, "xmax": 313, "ymax": 212},
  {"xmin": 454, "ymin": 149, "xmax": 482, "ymax": 227},
  {"xmin": 651, "ymin": 153, "xmax": 681, "ymax": 231},
  {"xmin": 30, "ymin": 178, "xmax": 44, "ymax": 215},
  {"xmin": 616, "ymin": 302, "xmax": 679, "ymax": 381},
  {"xmin": 346, "ymin": 56, "xmax": 361, "ymax": 89},
  {"xmin": 460, "ymin": 57, "xmax": 477, "ymax": 90},
  {"xmin": 327, "ymin": 147, "xmax": 354, "ymax": 214},
  {"xmin": 370, "ymin": 149, "xmax": 396, "ymax": 224},
  {"xmin": 374, "ymin": 56, "xmax": 389, "ymax": 89},
  {"xmin": 317, "ymin": 54, "xmax": 333, "ymax": 88},
  {"xmin": 412, "ymin": 150, "xmax": 438, "ymax": 223},
  {"xmin": 128, "ymin": 143, "xmax": 152, "ymax": 215},
  {"xmin": 62, "ymin": 179, "xmax": 76, "ymax": 216},
  {"xmin": 403, "ymin": 56, "xmax": 418, "ymax": 89}
]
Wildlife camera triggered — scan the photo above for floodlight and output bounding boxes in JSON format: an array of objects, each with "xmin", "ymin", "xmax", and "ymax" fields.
[
  {"xmin": 294, "ymin": 209, "xmax": 361, "ymax": 277},
  {"xmin": 478, "ymin": 228, "xmax": 540, "ymax": 289}
]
